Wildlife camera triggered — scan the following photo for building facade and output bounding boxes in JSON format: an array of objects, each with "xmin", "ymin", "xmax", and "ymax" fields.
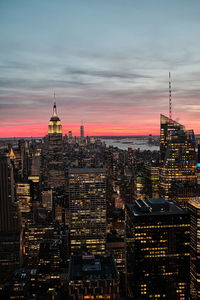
[
  {"xmin": 126, "ymin": 198, "xmax": 190, "ymax": 299},
  {"xmin": 188, "ymin": 198, "xmax": 200, "ymax": 299},
  {"xmin": 159, "ymin": 114, "xmax": 196, "ymax": 206},
  {"xmin": 69, "ymin": 168, "xmax": 106, "ymax": 255}
]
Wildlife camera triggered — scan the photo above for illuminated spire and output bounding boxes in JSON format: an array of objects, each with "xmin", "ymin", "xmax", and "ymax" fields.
[
  {"xmin": 53, "ymin": 92, "xmax": 57, "ymax": 117},
  {"xmin": 9, "ymin": 148, "xmax": 15, "ymax": 159}
]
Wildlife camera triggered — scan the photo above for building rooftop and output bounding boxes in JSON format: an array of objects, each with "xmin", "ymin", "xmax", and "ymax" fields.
[
  {"xmin": 69, "ymin": 168, "xmax": 105, "ymax": 174},
  {"xmin": 127, "ymin": 198, "xmax": 188, "ymax": 217},
  {"xmin": 68, "ymin": 254, "xmax": 119, "ymax": 281}
]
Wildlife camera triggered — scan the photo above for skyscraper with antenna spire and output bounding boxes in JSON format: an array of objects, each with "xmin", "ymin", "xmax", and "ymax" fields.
[
  {"xmin": 47, "ymin": 97, "xmax": 65, "ymax": 187},
  {"xmin": 169, "ymin": 72, "xmax": 172, "ymax": 121}
]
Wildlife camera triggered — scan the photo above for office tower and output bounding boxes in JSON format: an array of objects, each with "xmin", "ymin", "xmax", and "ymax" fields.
[
  {"xmin": 68, "ymin": 254, "xmax": 119, "ymax": 300},
  {"xmin": 159, "ymin": 115, "xmax": 196, "ymax": 206},
  {"xmin": 0, "ymin": 154, "xmax": 21, "ymax": 283},
  {"xmin": 47, "ymin": 102, "xmax": 65, "ymax": 187},
  {"xmin": 144, "ymin": 162, "xmax": 159, "ymax": 198},
  {"xmin": 160, "ymin": 114, "xmax": 185, "ymax": 166},
  {"xmin": 188, "ymin": 198, "xmax": 200, "ymax": 299},
  {"xmin": 126, "ymin": 198, "xmax": 190, "ymax": 299},
  {"xmin": 69, "ymin": 168, "xmax": 106, "ymax": 255}
]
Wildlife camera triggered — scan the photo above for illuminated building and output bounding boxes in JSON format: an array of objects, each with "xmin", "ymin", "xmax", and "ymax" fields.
[
  {"xmin": 68, "ymin": 254, "xmax": 119, "ymax": 300},
  {"xmin": 47, "ymin": 102, "xmax": 65, "ymax": 187},
  {"xmin": 69, "ymin": 168, "xmax": 106, "ymax": 255},
  {"xmin": 196, "ymin": 162, "xmax": 200, "ymax": 185},
  {"xmin": 188, "ymin": 198, "xmax": 200, "ymax": 299},
  {"xmin": 144, "ymin": 163, "xmax": 159, "ymax": 198},
  {"xmin": 23, "ymin": 207, "xmax": 54, "ymax": 267},
  {"xmin": 159, "ymin": 115, "xmax": 196, "ymax": 206},
  {"xmin": 16, "ymin": 183, "xmax": 32, "ymax": 213},
  {"xmin": 136, "ymin": 176, "xmax": 144, "ymax": 200},
  {"xmin": 126, "ymin": 198, "xmax": 190, "ymax": 299},
  {"xmin": 160, "ymin": 114, "xmax": 185, "ymax": 167}
]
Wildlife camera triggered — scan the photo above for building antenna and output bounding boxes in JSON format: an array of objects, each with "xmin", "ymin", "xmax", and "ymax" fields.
[
  {"xmin": 169, "ymin": 72, "xmax": 172, "ymax": 120},
  {"xmin": 53, "ymin": 92, "xmax": 57, "ymax": 116}
]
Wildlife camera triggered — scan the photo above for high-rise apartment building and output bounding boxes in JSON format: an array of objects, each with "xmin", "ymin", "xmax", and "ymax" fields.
[
  {"xmin": 69, "ymin": 168, "xmax": 106, "ymax": 255},
  {"xmin": 159, "ymin": 115, "xmax": 196, "ymax": 206},
  {"xmin": 188, "ymin": 198, "xmax": 200, "ymax": 299},
  {"xmin": 47, "ymin": 102, "xmax": 65, "ymax": 187},
  {"xmin": 126, "ymin": 198, "xmax": 190, "ymax": 299}
]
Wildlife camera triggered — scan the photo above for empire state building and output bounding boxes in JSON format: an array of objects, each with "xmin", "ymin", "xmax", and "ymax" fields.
[{"xmin": 47, "ymin": 102, "xmax": 65, "ymax": 187}]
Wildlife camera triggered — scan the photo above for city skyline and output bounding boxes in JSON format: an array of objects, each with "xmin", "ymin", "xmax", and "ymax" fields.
[{"xmin": 1, "ymin": 0, "xmax": 200, "ymax": 137}]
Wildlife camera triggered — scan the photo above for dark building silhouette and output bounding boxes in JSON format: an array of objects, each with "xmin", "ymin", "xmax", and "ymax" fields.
[
  {"xmin": 126, "ymin": 198, "xmax": 190, "ymax": 299},
  {"xmin": 68, "ymin": 254, "xmax": 119, "ymax": 299},
  {"xmin": 0, "ymin": 153, "xmax": 21, "ymax": 284}
]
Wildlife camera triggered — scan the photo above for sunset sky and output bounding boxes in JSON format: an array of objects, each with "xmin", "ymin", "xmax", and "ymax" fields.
[{"xmin": 1, "ymin": 0, "xmax": 200, "ymax": 137}]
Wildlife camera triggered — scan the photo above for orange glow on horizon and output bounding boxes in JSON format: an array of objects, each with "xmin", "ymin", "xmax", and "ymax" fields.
[{"xmin": 0, "ymin": 123, "xmax": 160, "ymax": 138}]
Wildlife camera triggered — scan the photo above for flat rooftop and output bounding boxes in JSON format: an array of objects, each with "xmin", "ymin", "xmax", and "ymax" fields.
[
  {"xmin": 68, "ymin": 254, "xmax": 119, "ymax": 281},
  {"xmin": 127, "ymin": 198, "xmax": 188, "ymax": 217},
  {"xmin": 69, "ymin": 168, "xmax": 105, "ymax": 174}
]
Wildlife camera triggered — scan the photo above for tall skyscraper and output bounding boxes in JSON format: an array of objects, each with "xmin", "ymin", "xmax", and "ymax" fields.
[
  {"xmin": 188, "ymin": 198, "xmax": 200, "ymax": 299},
  {"xmin": 47, "ymin": 102, "xmax": 65, "ymax": 187},
  {"xmin": 69, "ymin": 168, "xmax": 106, "ymax": 255},
  {"xmin": 0, "ymin": 153, "xmax": 21, "ymax": 284},
  {"xmin": 0, "ymin": 153, "xmax": 20, "ymax": 232},
  {"xmin": 159, "ymin": 115, "xmax": 196, "ymax": 207},
  {"xmin": 126, "ymin": 198, "xmax": 190, "ymax": 299}
]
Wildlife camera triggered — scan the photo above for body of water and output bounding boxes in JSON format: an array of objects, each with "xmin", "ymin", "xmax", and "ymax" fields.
[{"xmin": 101, "ymin": 138, "xmax": 159, "ymax": 151}]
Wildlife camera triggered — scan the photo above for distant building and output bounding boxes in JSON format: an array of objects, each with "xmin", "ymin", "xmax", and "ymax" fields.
[
  {"xmin": 126, "ymin": 198, "xmax": 190, "ymax": 299},
  {"xmin": 80, "ymin": 124, "xmax": 84, "ymax": 138},
  {"xmin": 68, "ymin": 254, "xmax": 119, "ymax": 300},
  {"xmin": 69, "ymin": 168, "xmax": 106, "ymax": 255}
]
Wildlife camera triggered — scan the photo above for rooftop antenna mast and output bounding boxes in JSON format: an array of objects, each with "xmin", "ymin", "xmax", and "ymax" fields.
[
  {"xmin": 53, "ymin": 92, "xmax": 57, "ymax": 116},
  {"xmin": 169, "ymin": 72, "xmax": 172, "ymax": 121}
]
